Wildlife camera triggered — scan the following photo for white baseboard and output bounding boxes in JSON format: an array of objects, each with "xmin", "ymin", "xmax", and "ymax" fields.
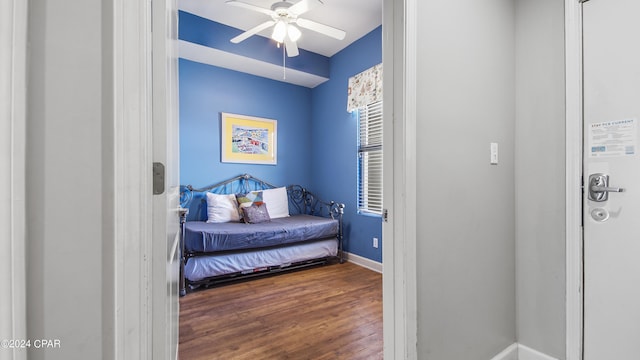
[
  {"xmin": 344, "ymin": 251, "xmax": 382, "ymax": 273},
  {"xmin": 491, "ymin": 343, "xmax": 558, "ymax": 360},
  {"xmin": 491, "ymin": 343, "xmax": 519, "ymax": 360},
  {"xmin": 518, "ymin": 344, "xmax": 558, "ymax": 360}
]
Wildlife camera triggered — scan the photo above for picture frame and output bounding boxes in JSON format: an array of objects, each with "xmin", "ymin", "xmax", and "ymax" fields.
[{"xmin": 221, "ymin": 112, "xmax": 277, "ymax": 165}]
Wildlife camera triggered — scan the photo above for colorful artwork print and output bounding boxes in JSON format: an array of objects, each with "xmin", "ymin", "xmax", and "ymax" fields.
[
  {"xmin": 231, "ymin": 126, "xmax": 269, "ymax": 154},
  {"xmin": 221, "ymin": 113, "xmax": 277, "ymax": 165}
]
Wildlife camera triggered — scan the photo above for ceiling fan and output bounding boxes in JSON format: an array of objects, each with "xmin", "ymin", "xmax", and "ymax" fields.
[{"xmin": 226, "ymin": 0, "xmax": 346, "ymax": 57}]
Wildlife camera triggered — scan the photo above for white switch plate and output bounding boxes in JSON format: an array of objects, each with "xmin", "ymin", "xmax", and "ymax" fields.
[
  {"xmin": 373, "ymin": 237, "xmax": 379, "ymax": 248},
  {"xmin": 490, "ymin": 142, "xmax": 499, "ymax": 165}
]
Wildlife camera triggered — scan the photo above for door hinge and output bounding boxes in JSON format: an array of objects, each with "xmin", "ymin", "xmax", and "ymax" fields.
[
  {"xmin": 153, "ymin": 162, "xmax": 165, "ymax": 195},
  {"xmin": 383, "ymin": 209, "xmax": 389, "ymax": 222}
]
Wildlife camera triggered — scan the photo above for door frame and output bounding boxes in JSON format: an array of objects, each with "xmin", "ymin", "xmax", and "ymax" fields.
[
  {"xmin": 115, "ymin": 0, "xmax": 416, "ymax": 358},
  {"xmin": 109, "ymin": 0, "xmax": 414, "ymax": 357},
  {"xmin": 112, "ymin": 0, "xmax": 154, "ymax": 357},
  {"xmin": 383, "ymin": 0, "xmax": 417, "ymax": 358},
  {"xmin": 565, "ymin": 0, "xmax": 584, "ymax": 359},
  {"xmin": 130, "ymin": 0, "xmax": 415, "ymax": 358},
  {"xmin": 0, "ymin": 1, "xmax": 27, "ymax": 358}
]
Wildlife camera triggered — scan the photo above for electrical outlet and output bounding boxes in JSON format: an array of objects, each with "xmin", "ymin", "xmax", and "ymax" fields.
[{"xmin": 373, "ymin": 237, "xmax": 379, "ymax": 248}]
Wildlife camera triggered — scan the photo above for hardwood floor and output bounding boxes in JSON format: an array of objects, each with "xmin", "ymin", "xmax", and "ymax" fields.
[{"xmin": 178, "ymin": 262, "xmax": 382, "ymax": 360}]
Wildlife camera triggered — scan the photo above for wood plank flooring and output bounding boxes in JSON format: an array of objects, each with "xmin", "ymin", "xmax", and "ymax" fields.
[{"xmin": 178, "ymin": 262, "xmax": 382, "ymax": 360}]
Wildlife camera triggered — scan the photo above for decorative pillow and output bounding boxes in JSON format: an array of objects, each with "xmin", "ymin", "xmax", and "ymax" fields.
[
  {"xmin": 205, "ymin": 193, "xmax": 241, "ymax": 223},
  {"xmin": 259, "ymin": 187, "xmax": 290, "ymax": 219},
  {"xmin": 242, "ymin": 203, "xmax": 271, "ymax": 224},
  {"xmin": 236, "ymin": 191, "xmax": 263, "ymax": 220}
]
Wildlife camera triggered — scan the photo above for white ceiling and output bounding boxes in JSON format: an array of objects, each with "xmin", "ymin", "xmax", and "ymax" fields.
[{"xmin": 178, "ymin": 0, "xmax": 382, "ymax": 57}]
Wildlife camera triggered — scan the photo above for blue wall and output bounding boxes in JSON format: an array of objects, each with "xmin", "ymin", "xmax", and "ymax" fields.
[
  {"xmin": 179, "ymin": 25, "xmax": 383, "ymax": 263},
  {"xmin": 180, "ymin": 59, "xmax": 313, "ymax": 188},
  {"xmin": 310, "ymin": 27, "xmax": 383, "ymax": 262},
  {"xmin": 179, "ymin": 11, "xmax": 330, "ymax": 78}
]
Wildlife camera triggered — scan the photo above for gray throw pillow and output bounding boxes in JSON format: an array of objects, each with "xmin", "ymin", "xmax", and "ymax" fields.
[{"xmin": 242, "ymin": 203, "xmax": 271, "ymax": 224}]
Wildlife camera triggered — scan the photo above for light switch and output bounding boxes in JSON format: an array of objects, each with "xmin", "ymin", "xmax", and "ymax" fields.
[{"xmin": 490, "ymin": 142, "xmax": 498, "ymax": 165}]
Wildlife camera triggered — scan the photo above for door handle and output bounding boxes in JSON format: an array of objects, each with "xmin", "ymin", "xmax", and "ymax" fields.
[
  {"xmin": 588, "ymin": 173, "xmax": 625, "ymax": 202},
  {"xmin": 590, "ymin": 185, "xmax": 624, "ymax": 193}
]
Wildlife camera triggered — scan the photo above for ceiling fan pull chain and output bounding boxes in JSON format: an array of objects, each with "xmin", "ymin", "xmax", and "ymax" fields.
[{"xmin": 283, "ymin": 44, "xmax": 286, "ymax": 80}]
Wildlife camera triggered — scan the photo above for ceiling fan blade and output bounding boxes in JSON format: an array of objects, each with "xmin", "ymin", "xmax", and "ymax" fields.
[
  {"xmin": 296, "ymin": 18, "xmax": 346, "ymax": 40},
  {"xmin": 288, "ymin": 0, "xmax": 321, "ymax": 16},
  {"xmin": 284, "ymin": 36, "xmax": 299, "ymax": 57},
  {"xmin": 230, "ymin": 20, "xmax": 276, "ymax": 43},
  {"xmin": 225, "ymin": 0, "xmax": 275, "ymax": 17}
]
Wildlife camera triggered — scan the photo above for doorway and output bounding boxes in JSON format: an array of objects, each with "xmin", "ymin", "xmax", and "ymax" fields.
[{"xmin": 170, "ymin": 2, "xmax": 401, "ymax": 358}]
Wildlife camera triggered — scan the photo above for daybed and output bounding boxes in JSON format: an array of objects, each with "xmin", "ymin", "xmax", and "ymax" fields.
[{"xmin": 179, "ymin": 174, "xmax": 345, "ymax": 295}]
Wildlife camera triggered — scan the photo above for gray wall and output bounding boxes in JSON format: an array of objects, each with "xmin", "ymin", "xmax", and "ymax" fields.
[
  {"xmin": 515, "ymin": 0, "xmax": 566, "ymax": 358},
  {"xmin": 26, "ymin": 0, "xmax": 114, "ymax": 359},
  {"xmin": 415, "ymin": 0, "xmax": 517, "ymax": 358}
]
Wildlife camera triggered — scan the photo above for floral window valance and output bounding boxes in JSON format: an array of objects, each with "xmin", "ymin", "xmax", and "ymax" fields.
[{"xmin": 347, "ymin": 63, "xmax": 383, "ymax": 112}]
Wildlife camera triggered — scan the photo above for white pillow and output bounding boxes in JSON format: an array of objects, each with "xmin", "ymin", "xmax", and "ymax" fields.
[
  {"xmin": 206, "ymin": 193, "xmax": 241, "ymax": 223},
  {"xmin": 257, "ymin": 187, "xmax": 290, "ymax": 219}
]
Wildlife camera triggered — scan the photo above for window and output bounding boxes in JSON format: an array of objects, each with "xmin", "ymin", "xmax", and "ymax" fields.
[{"xmin": 357, "ymin": 100, "xmax": 383, "ymax": 215}]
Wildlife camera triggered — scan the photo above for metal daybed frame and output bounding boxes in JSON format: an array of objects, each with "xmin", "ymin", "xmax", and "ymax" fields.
[{"xmin": 179, "ymin": 174, "xmax": 345, "ymax": 295}]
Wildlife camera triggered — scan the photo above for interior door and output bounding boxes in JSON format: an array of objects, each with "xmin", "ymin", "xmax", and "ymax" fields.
[
  {"xmin": 583, "ymin": 0, "xmax": 640, "ymax": 358},
  {"xmin": 152, "ymin": 0, "xmax": 180, "ymax": 358}
]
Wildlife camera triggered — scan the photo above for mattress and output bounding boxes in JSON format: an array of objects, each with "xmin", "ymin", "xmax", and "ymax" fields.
[
  {"xmin": 183, "ymin": 214, "xmax": 339, "ymax": 253},
  {"xmin": 184, "ymin": 238, "xmax": 338, "ymax": 282}
]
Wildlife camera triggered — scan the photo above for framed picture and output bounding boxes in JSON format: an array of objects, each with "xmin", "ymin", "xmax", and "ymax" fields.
[{"xmin": 221, "ymin": 112, "xmax": 277, "ymax": 165}]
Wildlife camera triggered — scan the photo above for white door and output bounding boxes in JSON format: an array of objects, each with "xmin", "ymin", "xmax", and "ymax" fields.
[
  {"xmin": 152, "ymin": 0, "xmax": 180, "ymax": 358},
  {"xmin": 583, "ymin": 0, "xmax": 640, "ymax": 358}
]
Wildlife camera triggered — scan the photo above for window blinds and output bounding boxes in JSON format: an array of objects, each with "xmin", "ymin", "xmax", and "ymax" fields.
[{"xmin": 358, "ymin": 100, "xmax": 383, "ymax": 215}]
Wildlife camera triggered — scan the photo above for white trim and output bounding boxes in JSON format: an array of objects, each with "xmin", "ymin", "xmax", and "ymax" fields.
[
  {"xmin": 491, "ymin": 344, "xmax": 559, "ymax": 360},
  {"xmin": 382, "ymin": 0, "xmax": 417, "ymax": 358},
  {"xmin": 345, "ymin": 252, "xmax": 383, "ymax": 273},
  {"xmin": 151, "ymin": 0, "xmax": 181, "ymax": 358},
  {"xmin": 381, "ymin": 0, "xmax": 396, "ymax": 354},
  {"xmin": 0, "ymin": 1, "xmax": 27, "ymax": 359},
  {"xmin": 113, "ymin": 0, "xmax": 153, "ymax": 358},
  {"xmin": 402, "ymin": 0, "xmax": 418, "ymax": 357},
  {"xmin": 565, "ymin": 0, "xmax": 584, "ymax": 359},
  {"xmin": 519, "ymin": 344, "xmax": 560, "ymax": 360},
  {"xmin": 491, "ymin": 343, "xmax": 519, "ymax": 360}
]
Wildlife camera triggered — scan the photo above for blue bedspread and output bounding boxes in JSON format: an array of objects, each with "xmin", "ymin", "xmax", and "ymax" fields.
[{"xmin": 183, "ymin": 214, "xmax": 339, "ymax": 253}]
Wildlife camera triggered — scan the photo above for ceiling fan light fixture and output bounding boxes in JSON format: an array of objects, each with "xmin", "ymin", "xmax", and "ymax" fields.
[
  {"xmin": 227, "ymin": 0, "xmax": 346, "ymax": 57},
  {"xmin": 271, "ymin": 20, "xmax": 287, "ymax": 43},
  {"xmin": 287, "ymin": 24, "xmax": 302, "ymax": 42}
]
